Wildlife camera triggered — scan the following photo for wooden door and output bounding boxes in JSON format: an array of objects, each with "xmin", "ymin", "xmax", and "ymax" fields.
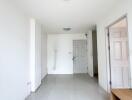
[{"xmin": 109, "ymin": 27, "xmax": 130, "ymax": 88}]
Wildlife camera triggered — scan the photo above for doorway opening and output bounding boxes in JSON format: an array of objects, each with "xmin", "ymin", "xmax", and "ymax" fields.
[
  {"xmin": 107, "ymin": 16, "xmax": 131, "ymax": 89},
  {"xmin": 92, "ymin": 30, "xmax": 98, "ymax": 80},
  {"xmin": 72, "ymin": 31, "xmax": 99, "ymax": 82}
]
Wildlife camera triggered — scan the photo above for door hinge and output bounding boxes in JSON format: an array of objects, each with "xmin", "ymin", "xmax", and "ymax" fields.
[
  {"xmin": 108, "ymin": 46, "xmax": 110, "ymax": 50},
  {"xmin": 107, "ymin": 33, "xmax": 109, "ymax": 37},
  {"xmin": 109, "ymin": 81, "xmax": 112, "ymax": 85}
]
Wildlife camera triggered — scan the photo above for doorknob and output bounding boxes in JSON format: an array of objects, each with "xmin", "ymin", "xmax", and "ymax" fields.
[{"xmin": 72, "ymin": 56, "xmax": 76, "ymax": 61}]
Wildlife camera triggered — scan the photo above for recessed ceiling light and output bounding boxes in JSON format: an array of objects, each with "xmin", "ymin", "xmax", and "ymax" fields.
[{"xmin": 63, "ymin": 27, "xmax": 72, "ymax": 31}]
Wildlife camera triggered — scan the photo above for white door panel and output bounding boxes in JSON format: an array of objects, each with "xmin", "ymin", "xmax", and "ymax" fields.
[
  {"xmin": 109, "ymin": 24, "xmax": 130, "ymax": 88},
  {"xmin": 123, "ymin": 67, "xmax": 130, "ymax": 88},
  {"xmin": 111, "ymin": 67, "xmax": 123, "ymax": 88},
  {"xmin": 73, "ymin": 40, "xmax": 88, "ymax": 73}
]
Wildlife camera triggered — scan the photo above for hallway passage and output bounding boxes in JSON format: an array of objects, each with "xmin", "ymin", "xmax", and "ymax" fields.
[{"xmin": 26, "ymin": 74, "xmax": 108, "ymax": 100}]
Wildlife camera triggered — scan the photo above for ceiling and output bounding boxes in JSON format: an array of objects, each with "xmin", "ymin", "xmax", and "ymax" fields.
[{"xmin": 12, "ymin": 0, "xmax": 120, "ymax": 34}]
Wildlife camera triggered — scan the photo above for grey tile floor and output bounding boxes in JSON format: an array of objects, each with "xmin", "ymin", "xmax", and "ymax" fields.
[{"xmin": 26, "ymin": 74, "xmax": 108, "ymax": 100}]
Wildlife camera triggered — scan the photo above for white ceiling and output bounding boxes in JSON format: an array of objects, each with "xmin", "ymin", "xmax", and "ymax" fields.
[{"xmin": 12, "ymin": 0, "xmax": 120, "ymax": 34}]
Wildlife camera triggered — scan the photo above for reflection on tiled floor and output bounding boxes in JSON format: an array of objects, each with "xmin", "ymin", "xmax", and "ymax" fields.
[{"xmin": 26, "ymin": 74, "xmax": 108, "ymax": 100}]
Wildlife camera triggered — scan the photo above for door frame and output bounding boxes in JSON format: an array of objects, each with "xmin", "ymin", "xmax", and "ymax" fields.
[
  {"xmin": 73, "ymin": 39, "xmax": 88, "ymax": 74},
  {"xmin": 105, "ymin": 15, "xmax": 131, "ymax": 92}
]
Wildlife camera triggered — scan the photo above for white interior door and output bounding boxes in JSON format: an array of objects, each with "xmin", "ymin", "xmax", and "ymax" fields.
[
  {"xmin": 73, "ymin": 40, "xmax": 88, "ymax": 73},
  {"xmin": 109, "ymin": 27, "xmax": 130, "ymax": 88}
]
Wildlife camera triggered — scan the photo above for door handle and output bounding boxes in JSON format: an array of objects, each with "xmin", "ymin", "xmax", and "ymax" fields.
[{"xmin": 72, "ymin": 56, "xmax": 76, "ymax": 61}]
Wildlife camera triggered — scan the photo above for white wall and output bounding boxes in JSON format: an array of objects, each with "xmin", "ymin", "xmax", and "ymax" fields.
[
  {"xmin": 0, "ymin": 0, "xmax": 30, "ymax": 100},
  {"xmin": 97, "ymin": 0, "xmax": 132, "ymax": 91},
  {"xmin": 41, "ymin": 29, "xmax": 48, "ymax": 79},
  {"xmin": 30, "ymin": 19, "xmax": 42, "ymax": 92},
  {"xmin": 87, "ymin": 31, "xmax": 94, "ymax": 77},
  {"xmin": 47, "ymin": 34, "xmax": 86, "ymax": 74}
]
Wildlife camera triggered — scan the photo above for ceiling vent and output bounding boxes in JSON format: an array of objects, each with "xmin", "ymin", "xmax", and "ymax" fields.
[{"xmin": 63, "ymin": 27, "xmax": 72, "ymax": 31}]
